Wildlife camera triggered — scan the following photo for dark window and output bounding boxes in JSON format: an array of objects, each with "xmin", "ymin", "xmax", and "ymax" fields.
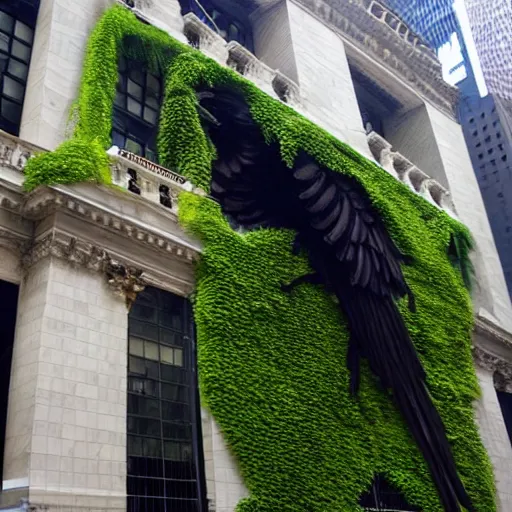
[
  {"xmin": 0, "ymin": 280, "xmax": 19, "ymax": 486},
  {"xmin": 360, "ymin": 475, "xmax": 420, "ymax": 511},
  {"xmin": 127, "ymin": 287, "xmax": 207, "ymax": 512},
  {"xmin": 180, "ymin": 0, "xmax": 253, "ymax": 51},
  {"xmin": 497, "ymin": 391, "xmax": 512, "ymax": 446},
  {"xmin": 0, "ymin": 1, "xmax": 39, "ymax": 135},
  {"xmin": 113, "ymin": 55, "xmax": 163, "ymax": 163},
  {"xmin": 349, "ymin": 64, "xmax": 402, "ymax": 138}
]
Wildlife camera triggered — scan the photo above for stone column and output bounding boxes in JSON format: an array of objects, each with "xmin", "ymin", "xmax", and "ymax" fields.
[
  {"xmin": 283, "ymin": 1, "xmax": 371, "ymax": 157},
  {"xmin": 473, "ymin": 356, "xmax": 512, "ymax": 511},
  {"xmin": 2, "ymin": 248, "xmax": 134, "ymax": 510},
  {"xmin": 424, "ymin": 104, "xmax": 512, "ymax": 333},
  {"xmin": 134, "ymin": 0, "xmax": 187, "ymax": 43},
  {"xmin": 19, "ymin": 0, "xmax": 116, "ymax": 150},
  {"xmin": 201, "ymin": 410, "xmax": 247, "ymax": 512}
]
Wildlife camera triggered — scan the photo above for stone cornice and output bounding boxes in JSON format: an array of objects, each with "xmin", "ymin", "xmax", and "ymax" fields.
[
  {"xmin": 22, "ymin": 186, "xmax": 201, "ymax": 264},
  {"xmin": 474, "ymin": 315, "xmax": 512, "ymax": 351},
  {"xmin": 21, "ymin": 230, "xmax": 149, "ymax": 309},
  {"xmin": 22, "ymin": 227, "xmax": 197, "ymax": 300},
  {"xmin": 292, "ymin": 0, "xmax": 458, "ymax": 117},
  {"xmin": 473, "ymin": 315, "xmax": 512, "ymax": 392},
  {"xmin": 472, "ymin": 346, "xmax": 512, "ymax": 392},
  {"xmin": 0, "ymin": 227, "xmax": 29, "ymax": 255}
]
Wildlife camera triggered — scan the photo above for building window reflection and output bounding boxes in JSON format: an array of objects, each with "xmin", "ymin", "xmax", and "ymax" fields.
[
  {"xmin": 112, "ymin": 55, "xmax": 163, "ymax": 163},
  {"xmin": 0, "ymin": 1, "xmax": 39, "ymax": 136},
  {"xmin": 127, "ymin": 287, "xmax": 207, "ymax": 512}
]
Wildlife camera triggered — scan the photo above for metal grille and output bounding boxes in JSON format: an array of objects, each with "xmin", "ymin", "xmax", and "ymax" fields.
[
  {"xmin": 127, "ymin": 287, "xmax": 207, "ymax": 512},
  {"xmin": 113, "ymin": 55, "xmax": 163, "ymax": 162},
  {"xmin": 0, "ymin": 1, "xmax": 37, "ymax": 136},
  {"xmin": 359, "ymin": 474, "xmax": 421, "ymax": 511}
]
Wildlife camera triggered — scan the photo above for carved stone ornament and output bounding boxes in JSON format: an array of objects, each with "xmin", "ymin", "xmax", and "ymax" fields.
[
  {"xmin": 22, "ymin": 233, "xmax": 109, "ymax": 272},
  {"xmin": 104, "ymin": 259, "xmax": 147, "ymax": 309},
  {"xmin": 472, "ymin": 346, "xmax": 512, "ymax": 392},
  {"xmin": 0, "ymin": 131, "xmax": 39, "ymax": 173},
  {"xmin": 0, "ymin": 227, "xmax": 28, "ymax": 254},
  {"xmin": 23, "ymin": 231, "xmax": 147, "ymax": 309},
  {"xmin": 295, "ymin": 0, "xmax": 458, "ymax": 117}
]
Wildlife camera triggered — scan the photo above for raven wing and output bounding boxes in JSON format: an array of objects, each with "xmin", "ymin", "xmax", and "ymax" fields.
[{"xmin": 196, "ymin": 85, "xmax": 473, "ymax": 512}]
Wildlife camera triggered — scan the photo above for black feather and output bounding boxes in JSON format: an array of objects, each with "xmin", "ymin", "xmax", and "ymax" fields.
[{"xmin": 197, "ymin": 85, "xmax": 474, "ymax": 512}]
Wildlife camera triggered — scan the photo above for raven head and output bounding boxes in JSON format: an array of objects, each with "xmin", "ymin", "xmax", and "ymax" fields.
[
  {"xmin": 195, "ymin": 86, "xmax": 256, "ymax": 135},
  {"xmin": 196, "ymin": 91, "xmax": 220, "ymax": 127}
]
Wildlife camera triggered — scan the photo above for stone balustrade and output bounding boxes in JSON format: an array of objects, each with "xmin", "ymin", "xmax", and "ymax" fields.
[
  {"xmin": 0, "ymin": 129, "xmax": 457, "ymax": 219},
  {"xmin": 367, "ymin": 131, "xmax": 457, "ymax": 215},
  {"xmin": 0, "ymin": 130, "xmax": 41, "ymax": 174},
  {"xmin": 109, "ymin": 148, "xmax": 207, "ymax": 213},
  {"xmin": 361, "ymin": 0, "xmax": 434, "ymax": 57},
  {"xmin": 183, "ymin": 13, "xmax": 300, "ymax": 104},
  {"xmin": 0, "ymin": 132, "xmax": 207, "ymax": 217}
]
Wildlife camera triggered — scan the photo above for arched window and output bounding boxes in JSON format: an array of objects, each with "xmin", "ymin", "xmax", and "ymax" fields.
[
  {"xmin": 112, "ymin": 55, "xmax": 163, "ymax": 162},
  {"xmin": 0, "ymin": 0, "xmax": 39, "ymax": 135},
  {"xmin": 180, "ymin": 0, "xmax": 254, "ymax": 52},
  {"xmin": 127, "ymin": 287, "xmax": 207, "ymax": 512},
  {"xmin": 359, "ymin": 475, "xmax": 421, "ymax": 511}
]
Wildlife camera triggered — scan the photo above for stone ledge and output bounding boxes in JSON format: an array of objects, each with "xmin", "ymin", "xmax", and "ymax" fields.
[
  {"xmin": 22, "ymin": 185, "xmax": 201, "ymax": 264},
  {"xmin": 183, "ymin": 12, "xmax": 301, "ymax": 104},
  {"xmin": 473, "ymin": 313, "xmax": 512, "ymax": 392},
  {"xmin": 294, "ymin": 0, "xmax": 458, "ymax": 117},
  {"xmin": 367, "ymin": 130, "xmax": 456, "ymax": 215}
]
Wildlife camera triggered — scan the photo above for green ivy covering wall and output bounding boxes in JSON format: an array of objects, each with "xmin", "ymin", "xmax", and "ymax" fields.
[{"xmin": 24, "ymin": 5, "xmax": 495, "ymax": 511}]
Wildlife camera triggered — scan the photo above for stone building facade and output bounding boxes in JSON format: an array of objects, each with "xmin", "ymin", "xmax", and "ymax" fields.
[{"xmin": 0, "ymin": 0, "xmax": 511, "ymax": 511}]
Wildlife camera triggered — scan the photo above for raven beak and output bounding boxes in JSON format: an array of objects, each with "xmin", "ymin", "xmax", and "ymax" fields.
[{"xmin": 196, "ymin": 91, "xmax": 220, "ymax": 126}]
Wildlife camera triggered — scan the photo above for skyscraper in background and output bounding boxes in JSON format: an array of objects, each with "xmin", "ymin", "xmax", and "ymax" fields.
[
  {"xmin": 384, "ymin": 0, "xmax": 512, "ymax": 299},
  {"xmin": 464, "ymin": 0, "xmax": 512, "ymax": 101}
]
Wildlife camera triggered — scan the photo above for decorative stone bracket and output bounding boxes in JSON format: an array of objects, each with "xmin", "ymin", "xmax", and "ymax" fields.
[
  {"xmin": 473, "ymin": 315, "xmax": 512, "ymax": 392},
  {"xmin": 104, "ymin": 258, "xmax": 147, "ymax": 309},
  {"xmin": 183, "ymin": 13, "xmax": 300, "ymax": 105},
  {"xmin": 367, "ymin": 130, "xmax": 457, "ymax": 216}
]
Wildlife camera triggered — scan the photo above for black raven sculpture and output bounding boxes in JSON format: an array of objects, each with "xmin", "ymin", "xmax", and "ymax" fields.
[{"xmin": 196, "ymin": 85, "xmax": 474, "ymax": 512}]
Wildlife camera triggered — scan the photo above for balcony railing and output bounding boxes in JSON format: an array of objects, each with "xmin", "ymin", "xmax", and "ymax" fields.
[
  {"xmin": 183, "ymin": 13, "xmax": 300, "ymax": 104},
  {"xmin": 109, "ymin": 148, "xmax": 204, "ymax": 213},
  {"xmin": 0, "ymin": 128, "xmax": 456, "ymax": 218},
  {"xmin": 0, "ymin": 130, "xmax": 41, "ymax": 173},
  {"xmin": 0, "ymin": 132, "xmax": 205, "ymax": 216},
  {"xmin": 367, "ymin": 131, "xmax": 457, "ymax": 215},
  {"xmin": 362, "ymin": 0, "xmax": 434, "ymax": 56}
]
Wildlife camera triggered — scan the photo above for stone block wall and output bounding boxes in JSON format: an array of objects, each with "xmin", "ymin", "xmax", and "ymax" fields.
[
  {"xmin": 425, "ymin": 104, "xmax": 512, "ymax": 332},
  {"xmin": 474, "ymin": 366, "xmax": 512, "ymax": 511},
  {"xmin": 3, "ymin": 256, "xmax": 128, "ymax": 510},
  {"xmin": 286, "ymin": 1, "xmax": 371, "ymax": 157}
]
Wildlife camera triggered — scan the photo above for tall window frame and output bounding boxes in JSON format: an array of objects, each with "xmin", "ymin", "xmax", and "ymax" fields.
[
  {"xmin": 127, "ymin": 286, "xmax": 207, "ymax": 512},
  {"xmin": 179, "ymin": 0, "xmax": 254, "ymax": 52},
  {"xmin": 0, "ymin": 0, "xmax": 39, "ymax": 136},
  {"xmin": 113, "ymin": 54, "xmax": 164, "ymax": 163}
]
